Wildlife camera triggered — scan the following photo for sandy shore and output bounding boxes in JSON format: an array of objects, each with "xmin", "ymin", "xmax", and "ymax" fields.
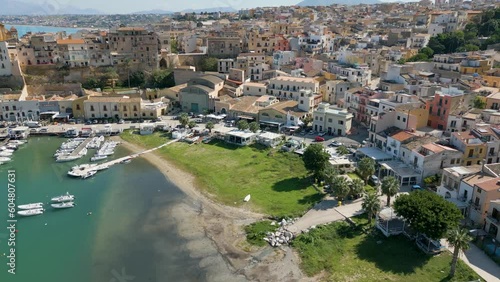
[{"xmin": 114, "ymin": 137, "xmax": 314, "ymax": 282}]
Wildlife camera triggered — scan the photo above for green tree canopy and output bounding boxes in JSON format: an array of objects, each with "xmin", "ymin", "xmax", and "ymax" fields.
[
  {"xmin": 394, "ymin": 191, "xmax": 463, "ymax": 240},
  {"xmin": 200, "ymin": 57, "xmax": 219, "ymax": 72},
  {"xmin": 473, "ymin": 96, "xmax": 486, "ymax": 109},
  {"xmin": 205, "ymin": 121, "xmax": 214, "ymax": 132},
  {"xmin": 178, "ymin": 113, "xmax": 189, "ymax": 128},
  {"xmin": 188, "ymin": 121, "xmax": 196, "ymax": 129},
  {"xmin": 249, "ymin": 121, "xmax": 260, "ymax": 133},
  {"xmin": 357, "ymin": 157, "xmax": 376, "ymax": 184},
  {"xmin": 236, "ymin": 120, "xmax": 249, "ymax": 131},
  {"xmin": 303, "ymin": 144, "xmax": 330, "ymax": 179},
  {"xmin": 331, "ymin": 175, "xmax": 350, "ymax": 201},
  {"xmin": 336, "ymin": 145, "xmax": 349, "ymax": 155},
  {"xmin": 146, "ymin": 69, "xmax": 175, "ymax": 89},
  {"xmin": 381, "ymin": 176, "xmax": 400, "ymax": 206},
  {"xmin": 350, "ymin": 178, "xmax": 365, "ymax": 199}
]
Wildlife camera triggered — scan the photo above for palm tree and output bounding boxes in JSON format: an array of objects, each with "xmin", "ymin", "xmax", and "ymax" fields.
[
  {"xmin": 357, "ymin": 157, "xmax": 376, "ymax": 184},
  {"xmin": 178, "ymin": 113, "xmax": 189, "ymax": 128},
  {"xmin": 205, "ymin": 121, "xmax": 214, "ymax": 133},
  {"xmin": 332, "ymin": 175, "xmax": 350, "ymax": 201},
  {"xmin": 380, "ymin": 176, "xmax": 399, "ymax": 206},
  {"xmin": 350, "ymin": 178, "xmax": 365, "ymax": 199},
  {"xmin": 447, "ymin": 227, "xmax": 472, "ymax": 278},
  {"xmin": 362, "ymin": 192, "xmax": 381, "ymax": 224}
]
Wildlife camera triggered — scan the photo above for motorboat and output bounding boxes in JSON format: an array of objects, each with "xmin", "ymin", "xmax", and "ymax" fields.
[
  {"xmin": 18, "ymin": 202, "xmax": 44, "ymax": 210},
  {"xmin": 17, "ymin": 208, "xmax": 44, "ymax": 217},
  {"xmin": 51, "ymin": 193, "xmax": 75, "ymax": 202},
  {"xmin": 6, "ymin": 144, "xmax": 18, "ymax": 150},
  {"xmin": 2, "ymin": 149, "xmax": 15, "ymax": 153},
  {"xmin": 72, "ymin": 164, "xmax": 97, "ymax": 171},
  {"xmin": 120, "ymin": 157, "xmax": 132, "ymax": 164},
  {"xmin": 0, "ymin": 151, "xmax": 13, "ymax": 157},
  {"xmin": 67, "ymin": 170, "xmax": 82, "ymax": 177},
  {"xmin": 56, "ymin": 155, "xmax": 80, "ymax": 162},
  {"xmin": 9, "ymin": 140, "xmax": 26, "ymax": 145},
  {"xmin": 0, "ymin": 157, "xmax": 12, "ymax": 162},
  {"xmin": 91, "ymin": 155, "xmax": 107, "ymax": 162},
  {"xmin": 81, "ymin": 170, "xmax": 97, "ymax": 179},
  {"xmin": 51, "ymin": 201, "xmax": 74, "ymax": 209}
]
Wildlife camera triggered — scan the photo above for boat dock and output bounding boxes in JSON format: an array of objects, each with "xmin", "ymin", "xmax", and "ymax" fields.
[
  {"xmin": 68, "ymin": 139, "xmax": 179, "ymax": 178},
  {"xmin": 69, "ymin": 138, "xmax": 92, "ymax": 157}
]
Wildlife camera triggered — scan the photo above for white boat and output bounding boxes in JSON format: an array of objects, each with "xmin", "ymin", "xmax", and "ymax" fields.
[
  {"xmin": 67, "ymin": 170, "xmax": 82, "ymax": 177},
  {"xmin": 51, "ymin": 201, "xmax": 74, "ymax": 209},
  {"xmin": 82, "ymin": 170, "xmax": 97, "ymax": 179},
  {"xmin": 2, "ymin": 149, "xmax": 15, "ymax": 153},
  {"xmin": 0, "ymin": 157, "xmax": 12, "ymax": 162},
  {"xmin": 56, "ymin": 155, "xmax": 80, "ymax": 162},
  {"xmin": 0, "ymin": 151, "xmax": 13, "ymax": 157},
  {"xmin": 6, "ymin": 144, "xmax": 18, "ymax": 150},
  {"xmin": 51, "ymin": 193, "xmax": 75, "ymax": 202},
  {"xmin": 72, "ymin": 164, "xmax": 97, "ymax": 171},
  {"xmin": 91, "ymin": 155, "xmax": 107, "ymax": 162},
  {"xmin": 17, "ymin": 208, "xmax": 44, "ymax": 217},
  {"xmin": 18, "ymin": 202, "xmax": 44, "ymax": 210},
  {"xmin": 9, "ymin": 140, "xmax": 26, "ymax": 145},
  {"xmin": 244, "ymin": 194, "xmax": 251, "ymax": 202},
  {"xmin": 120, "ymin": 157, "xmax": 132, "ymax": 164}
]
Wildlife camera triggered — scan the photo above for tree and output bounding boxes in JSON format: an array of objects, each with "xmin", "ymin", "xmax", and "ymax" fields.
[
  {"xmin": 170, "ymin": 39, "xmax": 179, "ymax": 53},
  {"xmin": 473, "ymin": 96, "xmax": 486, "ymax": 109},
  {"xmin": 394, "ymin": 191, "xmax": 463, "ymax": 240},
  {"xmin": 127, "ymin": 71, "xmax": 145, "ymax": 88},
  {"xmin": 302, "ymin": 144, "xmax": 330, "ymax": 179},
  {"xmin": 249, "ymin": 121, "xmax": 260, "ymax": 133},
  {"xmin": 362, "ymin": 192, "xmax": 381, "ymax": 224},
  {"xmin": 447, "ymin": 227, "xmax": 472, "ymax": 278},
  {"xmin": 188, "ymin": 121, "xmax": 196, "ymax": 129},
  {"xmin": 147, "ymin": 69, "xmax": 175, "ymax": 89},
  {"xmin": 179, "ymin": 113, "xmax": 189, "ymax": 128},
  {"xmin": 205, "ymin": 121, "xmax": 214, "ymax": 133},
  {"xmin": 357, "ymin": 157, "xmax": 375, "ymax": 184},
  {"xmin": 419, "ymin": 47, "xmax": 434, "ymax": 58},
  {"xmin": 236, "ymin": 120, "xmax": 249, "ymax": 131},
  {"xmin": 302, "ymin": 115, "xmax": 313, "ymax": 128},
  {"xmin": 320, "ymin": 165, "xmax": 338, "ymax": 187},
  {"xmin": 331, "ymin": 176, "xmax": 350, "ymax": 201},
  {"xmin": 381, "ymin": 176, "xmax": 399, "ymax": 206},
  {"xmin": 337, "ymin": 145, "xmax": 349, "ymax": 155},
  {"xmin": 350, "ymin": 178, "xmax": 365, "ymax": 199},
  {"xmin": 200, "ymin": 57, "xmax": 218, "ymax": 72}
]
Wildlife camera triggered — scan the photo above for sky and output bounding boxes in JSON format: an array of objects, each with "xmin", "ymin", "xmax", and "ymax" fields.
[{"xmin": 25, "ymin": 0, "xmax": 415, "ymax": 14}]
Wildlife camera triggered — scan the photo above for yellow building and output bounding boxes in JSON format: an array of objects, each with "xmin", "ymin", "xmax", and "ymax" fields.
[
  {"xmin": 483, "ymin": 69, "xmax": 500, "ymax": 88},
  {"xmin": 72, "ymin": 96, "xmax": 89, "ymax": 120},
  {"xmin": 451, "ymin": 130, "xmax": 487, "ymax": 166},
  {"xmin": 460, "ymin": 56, "xmax": 491, "ymax": 75}
]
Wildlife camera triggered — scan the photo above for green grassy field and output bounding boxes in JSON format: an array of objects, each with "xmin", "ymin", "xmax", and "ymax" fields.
[
  {"xmin": 293, "ymin": 217, "xmax": 482, "ymax": 282},
  {"xmin": 121, "ymin": 131, "xmax": 323, "ymax": 217}
]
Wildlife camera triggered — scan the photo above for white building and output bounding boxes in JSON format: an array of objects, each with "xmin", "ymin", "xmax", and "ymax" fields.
[
  {"xmin": 328, "ymin": 64, "xmax": 372, "ymax": 87},
  {"xmin": 267, "ymin": 76, "xmax": 319, "ymax": 101},
  {"xmin": 273, "ymin": 50, "xmax": 295, "ymax": 70},
  {"xmin": 0, "ymin": 41, "xmax": 13, "ymax": 76},
  {"xmin": 406, "ymin": 33, "xmax": 431, "ymax": 49},
  {"xmin": 218, "ymin": 58, "xmax": 235, "ymax": 73},
  {"xmin": 242, "ymin": 82, "xmax": 267, "ymax": 96},
  {"xmin": 56, "ymin": 39, "xmax": 89, "ymax": 67},
  {"xmin": 312, "ymin": 102, "xmax": 353, "ymax": 135}
]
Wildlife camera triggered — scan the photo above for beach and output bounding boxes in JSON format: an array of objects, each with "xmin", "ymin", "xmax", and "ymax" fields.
[{"xmin": 114, "ymin": 136, "xmax": 314, "ymax": 282}]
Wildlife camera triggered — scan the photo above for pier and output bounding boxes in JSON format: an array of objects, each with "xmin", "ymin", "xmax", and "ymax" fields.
[
  {"xmin": 68, "ymin": 139, "xmax": 179, "ymax": 178},
  {"xmin": 69, "ymin": 138, "xmax": 92, "ymax": 157}
]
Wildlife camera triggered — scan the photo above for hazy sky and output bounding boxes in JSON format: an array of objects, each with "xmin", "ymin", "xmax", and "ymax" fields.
[{"xmin": 28, "ymin": 0, "xmax": 412, "ymax": 14}]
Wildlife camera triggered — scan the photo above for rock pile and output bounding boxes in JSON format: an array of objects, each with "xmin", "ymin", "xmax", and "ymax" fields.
[{"xmin": 263, "ymin": 218, "xmax": 296, "ymax": 247}]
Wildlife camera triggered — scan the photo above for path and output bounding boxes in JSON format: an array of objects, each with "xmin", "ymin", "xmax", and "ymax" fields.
[
  {"xmin": 69, "ymin": 137, "xmax": 91, "ymax": 157},
  {"xmin": 445, "ymin": 242, "xmax": 500, "ymax": 282}
]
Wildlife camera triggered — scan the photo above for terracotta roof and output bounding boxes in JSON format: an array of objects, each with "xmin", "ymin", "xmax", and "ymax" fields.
[
  {"xmin": 421, "ymin": 143, "xmax": 448, "ymax": 153},
  {"xmin": 57, "ymin": 39, "xmax": 85, "ymax": 45},
  {"xmin": 390, "ymin": 131, "xmax": 415, "ymax": 142},
  {"xmin": 267, "ymin": 100, "xmax": 305, "ymax": 117},
  {"xmin": 462, "ymin": 174, "xmax": 496, "ymax": 187},
  {"xmin": 475, "ymin": 177, "xmax": 500, "ymax": 192}
]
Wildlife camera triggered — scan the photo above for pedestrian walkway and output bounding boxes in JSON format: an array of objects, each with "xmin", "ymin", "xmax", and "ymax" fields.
[{"xmin": 445, "ymin": 242, "xmax": 500, "ymax": 282}]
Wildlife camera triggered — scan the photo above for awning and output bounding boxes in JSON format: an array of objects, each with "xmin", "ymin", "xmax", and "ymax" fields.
[
  {"xmin": 239, "ymin": 115, "xmax": 255, "ymax": 120},
  {"xmin": 259, "ymin": 120, "xmax": 283, "ymax": 127}
]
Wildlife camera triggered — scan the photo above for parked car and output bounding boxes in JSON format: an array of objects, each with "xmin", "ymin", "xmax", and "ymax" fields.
[
  {"xmin": 411, "ymin": 185, "xmax": 423, "ymax": 192},
  {"xmin": 39, "ymin": 128, "xmax": 48, "ymax": 133},
  {"xmin": 315, "ymin": 136, "xmax": 325, "ymax": 142},
  {"xmin": 369, "ymin": 175, "xmax": 380, "ymax": 186},
  {"xmin": 118, "ymin": 119, "xmax": 125, "ymax": 124},
  {"xmin": 330, "ymin": 140, "xmax": 343, "ymax": 147},
  {"xmin": 319, "ymin": 132, "xmax": 326, "ymax": 137}
]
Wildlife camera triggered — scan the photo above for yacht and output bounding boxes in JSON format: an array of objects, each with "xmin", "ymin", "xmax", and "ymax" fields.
[
  {"xmin": 18, "ymin": 208, "xmax": 44, "ymax": 217},
  {"xmin": 0, "ymin": 151, "xmax": 13, "ymax": 157},
  {"xmin": 56, "ymin": 155, "xmax": 80, "ymax": 162},
  {"xmin": 51, "ymin": 193, "xmax": 75, "ymax": 202},
  {"xmin": 51, "ymin": 201, "xmax": 75, "ymax": 209},
  {"xmin": 0, "ymin": 157, "xmax": 12, "ymax": 162},
  {"xmin": 91, "ymin": 155, "xmax": 107, "ymax": 162},
  {"xmin": 82, "ymin": 170, "xmax": 97, "ymax": 179},
  {"xmin": 18, "ymin": 203, "xmax": 44, "ymax": 210}
]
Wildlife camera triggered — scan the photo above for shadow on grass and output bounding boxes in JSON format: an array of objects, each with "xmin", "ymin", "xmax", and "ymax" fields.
[
  {"xmin": 355, "ymin": 234, "xmax": 431, "ymax": 275},
  {"xmin": 297, "ymin": 193, "xmax": 325, "ymax": 206},
  {"xmin": 272, "ymin": 176, "xmax": 313, "ymax": 192}
]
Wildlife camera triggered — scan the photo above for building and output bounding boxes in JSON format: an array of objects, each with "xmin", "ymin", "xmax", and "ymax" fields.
[
  {"xmin": 485, "ymin": 200, "xmax": 500, "ymax": 242},
  {"xmin": 179, "ymin": 75, "xmax": 224, "ymax": 113},
  {"xmin": 469, "ymin": 178, "xmax": 500, "ymax": 228},
  {"xmin": 0, "ymin": 41, "xmax": 13, "ymax": 76},
  {"xmin": 483, "ymin": 69, "xmax": 500, "ymax": 88},
  {"xmin": 207, "ymin": 36, "xmax": 241, "ymax": 58},
  {"xmin": 107, "ymin": 27, "xmax": 160, "ymax": 70},
  {"xmin": 312, "ymin": 103, "xmax": 353, "ymax": 136},
  {"xmin": 267, "ymin": 76, "xmax": 319, "ymax": 101},
  {"xmin": 450, "ymin": 130, "xmax": 487, "ymax": 166},
  {"xmin": 459, "ymin": 55, "xmax": 492, "ymax": 75},
  {"xmin": 425, "ymin": 87, "xmax": 468, "ymax": 131},
  {"xmin": 56, "ymin": 39, "xmax": 89, "ymax": 67},
  {"xmin": 83, "ymin": 95, "xmax": 142, "ymax": 120},
  {"xmin": 258, "ymin": 100, "xmax": 307, "ymax": 131}
]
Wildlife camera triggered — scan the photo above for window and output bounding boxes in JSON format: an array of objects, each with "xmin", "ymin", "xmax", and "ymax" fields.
[
  {"xmin": 133, "ymin": 106, "xmax": 138, "ymax": 111},
  {"xmin": 103, "ymin": 106, "xmax": 107, "ymax": 111},
  {"xmin": 123, "ymin": 106, "xmax": 127, "ymax": 111},
  {"xmin": 338, "ymin": 120, "xmax": 344, "ymax": 125},
  {"xmin": 90, "ymin": 105, "xmax": 95, "ymax": 111},
  {"xmin": 397, "ymin": 116, "xmax": 400, "ymax": 120},
  {"xmin": 76, "ymin": 105, "xmax": 80, "ymax": 110},
  {"xmin": 91, "ymin": 114, "xmax": 95, "ymax": 118},
  {"xmin": 328, "ymin": 118, "xmax": 332, "ymax": 123},
  {"xmin": 12, "ymin": 106, "xmax": 16, "ymax": 111},
  {"xmin": 451, "ymin": 159, "xmax": 455, "ymax": 164}
]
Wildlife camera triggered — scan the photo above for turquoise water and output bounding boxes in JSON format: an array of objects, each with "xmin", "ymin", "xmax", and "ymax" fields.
[
  {"xmin": 0, "ymin": 137, "xmax": 205, "ymax": 282},
  {"xmin": 5, "ymin": 25, "xmax": 83, "ymax": 37}
]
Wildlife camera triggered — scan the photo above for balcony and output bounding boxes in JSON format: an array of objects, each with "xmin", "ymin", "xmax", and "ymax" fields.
[{"xmin": 486, "ymin": 215, "xmax": 500, "ymax": 226}]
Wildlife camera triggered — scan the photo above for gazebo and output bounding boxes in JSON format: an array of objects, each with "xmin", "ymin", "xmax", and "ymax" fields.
[{"xmin": 376, "ymin": 207, "xmax": 406, "ymax": 237}]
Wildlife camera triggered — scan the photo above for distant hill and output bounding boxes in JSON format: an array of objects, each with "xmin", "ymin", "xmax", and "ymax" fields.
[
  {"xmin": 296, "ymin": 0, "xmax": 381, "ymax": 6},
  {"xmin": 180, "ymin": 7, "xmax": 237, "ymax": 13},
  {"xmin": 132, "ymin": 9, "xmax": 174, "ymax": 15},
  {"xmin": 0, "ymin": 0, "xmax": 103, "ymax": 15}
]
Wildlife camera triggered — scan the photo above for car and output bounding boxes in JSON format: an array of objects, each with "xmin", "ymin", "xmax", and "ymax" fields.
[
  {"xmin": 315, "ymin": 136, "xmax": 325, "ymax": 142},
  {"xmin": 369, "ymin": 175, "xmax": 380, "ymax": 186},
  {"xmin": 319, "ymin": 132, "xmax": 326, "ymax": 137},
  {"xmin": 118, "ymin": 119, "xmax": 125, "ymax": 124},
  {"xmin": 29, "ymin": 128, "xmax": 39, "ymax": 133},
  {"xmin": 155, "ymin": 117, "xmax": 162, "ymax": 122},
  {"xmin": 39, "ymin": 128, "xmax": 48, "ymax": 133},
  {"xmin": 411, "ymin": 185, "xmax": 423, "ymax": 191},
  {"xmin": 330, "ymin": 140, "xmax": 343, "ymax": 147}
]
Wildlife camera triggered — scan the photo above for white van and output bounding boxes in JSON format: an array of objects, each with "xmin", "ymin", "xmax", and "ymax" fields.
[{"xmin": 25, "ymin": 121, "xmax": 41, "ymax": 128}]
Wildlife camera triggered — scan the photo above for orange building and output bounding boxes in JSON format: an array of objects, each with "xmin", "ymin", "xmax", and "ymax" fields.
[{"xmin": 425, "ymin": 89, "xmax": 465, "ymax": 130}]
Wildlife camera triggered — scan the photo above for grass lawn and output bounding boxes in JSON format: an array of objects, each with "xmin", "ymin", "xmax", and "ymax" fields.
[
  {"xmin": 121, "ymin": 131, "xmax": 324, "ymax": 217},
  {"xmin": 245, "ymin": 220, "xmax": 278, "ymax": 246},
  {"xmin": 292, "ymin": 217, "xmax": 482, "ymax": 282},
  {"xmin": 347, "ymin": 172, "xmax": 376, "ymax": 194}
]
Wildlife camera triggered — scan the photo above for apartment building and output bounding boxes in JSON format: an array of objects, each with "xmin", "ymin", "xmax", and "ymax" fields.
[
  {"xmin": 469, "ymin": 178, "xmax": 500, "ymax": 227},
  {"xmin": 459, "ymin": 55, "xmax": 492, "ymax": 75},
  {"xmin": 428, "ymin": 11, "xmax": 461, "ymax": 36},
  {"xmin": 107, "ymin": 27, "xmax": 159, "ymax": 70},
  {"xmin": 0, "ymin": 41, "xmax": 12, "ymax": 76},
  {"xmin": 242, "ymin": 82, "xmax": 267, "ymax": 96},
  {"xmin": 325, "ymin": 80, "xmax": 359, "ymax": 105},
  {"xmin": 207, "ymin": 36, "xmax": 241, "ymax": 58},
  {"xmin": 485, "ymin": 200, "xmax": 500, "ymax": 241},
  {"xmin": 437, "ymin": 165, "xmax": 482, "ymax": 201},
  {"xmin": 56, "ymin": 39, "xmax": 89, "ymax": 67},
  {"xmin": 312, "ymin": 103, "xmax": 353, "ymax": 136},
  {"xmin": 218, "ymin": 58, "xmax": 235, "ymax": 73},
  {"xmin": 450, "ymin": 130, "xmax": 487, "ymax": 166},
  {"xmin": 272, "ymin": 50, "xmax": 295, "ymax": 70},
  {"xmin": 245, "ymin": 31, "xmax": 277, "ymax": 54},
  {"xmin": 30, "ymin": 34, "xmax": 57, "ymax": 65},
  {"xmin": 406, "ymin": 33, "xmax": 430, "ymax": 49},
  {"xmin": 425, "ymin": 87, "xmax": 468, "ymax": 130},
  {"xmin": 328, "ymin": 64, "xmax": 372, "ymax": 87},
  {"xmin": 267, "ymin": 76, "xmax": 319, "ymax": 101}
]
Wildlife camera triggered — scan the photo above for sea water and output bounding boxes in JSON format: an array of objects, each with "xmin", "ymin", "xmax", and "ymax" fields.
[
  {"xmin": 0, "ymin": 137, "xmax": 205, "ymax": 282},
  {"xmin": 5, "ymin": 25, "xmax": 84, "ymax": 37}
]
